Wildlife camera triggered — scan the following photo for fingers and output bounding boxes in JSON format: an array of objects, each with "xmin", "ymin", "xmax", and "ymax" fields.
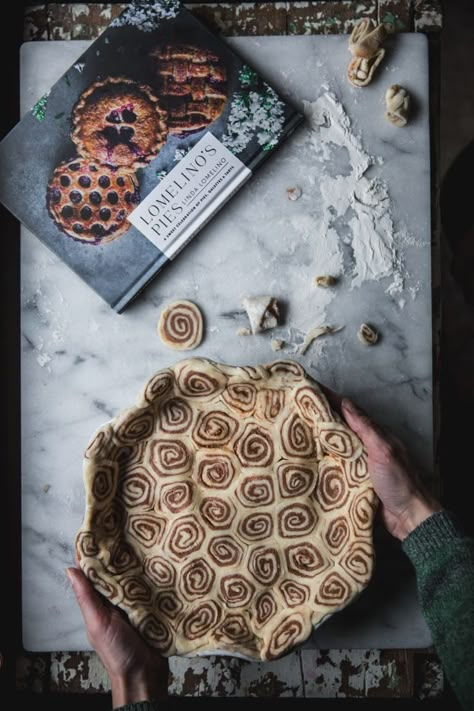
[
  {"xmin": 66, "ymin": 567, "xmax": 108, "ymax": 633},
  {"xmin": 341, "ymin": 398, "xmax": 387, "ymax": 451}
]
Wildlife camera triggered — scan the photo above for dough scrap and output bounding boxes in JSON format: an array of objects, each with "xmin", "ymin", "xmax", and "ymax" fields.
[
  {"xmin": 158, "ymin": 300, "xmax": 203, "ymax": 351},
  {"xmin": 385, "ymin": 85, "xmax": 410, "ymax": 127},
  {"xmin": 242, "ymin": 296, "xmax": 280, "ymax": 334},
  {"xmin": 76, "ymin": 358, "xmax": 377, "ymax": 660},
  {"xmin": 347, "ymin": 19, "xmax": 387, "ymax": 87},
  {"xmin": 299, "ymin": 325, "xmax": 344, "ymax": 355}
]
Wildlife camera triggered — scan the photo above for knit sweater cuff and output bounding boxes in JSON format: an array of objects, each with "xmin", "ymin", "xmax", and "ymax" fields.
[
  {"xmin": 114, "ymin": 701, "xmax": 158, "ymax": 711},
  {"xmin": 402, "ymin": 510, "xmax": 463, "ymax": 565}
]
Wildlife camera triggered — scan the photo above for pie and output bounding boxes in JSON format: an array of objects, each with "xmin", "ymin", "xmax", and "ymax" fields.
[
  {"xmin": 72, "ymin": 77, "xmax": 168, "ymax": 169},
  {"xmin": 149, "ymin": 44, "xmax": 227, "ymax": 135},
  {"xmin": 76, "ymin": 358, "xmax": 377, "ymax": 660},
  {"xmin": 46, "ymin": 157, "xmax": 140, "ymax": 244}
]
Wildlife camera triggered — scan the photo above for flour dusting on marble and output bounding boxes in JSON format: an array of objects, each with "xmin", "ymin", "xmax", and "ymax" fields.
[{"xmin": 304, "ymin": 91, "xmax": 404, "ymax": 295}]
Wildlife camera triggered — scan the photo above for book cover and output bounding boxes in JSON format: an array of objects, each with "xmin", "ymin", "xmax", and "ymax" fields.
[{"xmin": 0, "ymin": 0, "xmax": 303, "ymax": 312}]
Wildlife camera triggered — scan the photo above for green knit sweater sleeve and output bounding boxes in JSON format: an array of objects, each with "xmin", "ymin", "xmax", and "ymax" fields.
[{"xmin": 402, "ymin": 510, "xmax": 474, "ymax": 710}]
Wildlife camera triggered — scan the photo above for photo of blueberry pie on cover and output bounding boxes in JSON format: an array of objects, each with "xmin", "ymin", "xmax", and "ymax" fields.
[
  {"xmin": 150, "ymin": 44, "xmax": 228, "ymax": 135},
  {"xmin": 72, "ymin": 77, "xmax": 168, "ymax": 169},
  {"xmin": 47, "ymin": 158, "xmax": 140, "ymax": 245}
]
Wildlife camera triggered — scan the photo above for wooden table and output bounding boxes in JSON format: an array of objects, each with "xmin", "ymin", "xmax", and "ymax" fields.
[{"xmin": 16, "ymin": 0, "xmax": 444, "ymax": 701}]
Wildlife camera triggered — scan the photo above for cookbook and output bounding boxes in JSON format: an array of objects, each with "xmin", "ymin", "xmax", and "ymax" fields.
[{"xmin": 0, "ymin": 0, "xmax": 303, "ymax": 312}]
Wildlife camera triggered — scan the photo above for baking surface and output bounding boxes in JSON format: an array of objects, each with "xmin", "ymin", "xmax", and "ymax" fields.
[{"xmin": 21, "ymin": 34, "xmax": 432, "ymax": 652}]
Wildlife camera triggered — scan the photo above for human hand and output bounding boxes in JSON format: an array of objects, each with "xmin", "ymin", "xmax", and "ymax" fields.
[
  {"xmin": 67, "ymin": 567, "xmax": 169, "ymax": 708},
  {"xmin": 321, "ymin": 387, "xmax": 442, "ymax": 540}
]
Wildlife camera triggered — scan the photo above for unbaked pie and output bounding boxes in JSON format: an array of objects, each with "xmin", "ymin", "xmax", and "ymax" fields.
[{"xmin": 76, "ymin": 358, "xmax": 377, "ymax": 660}]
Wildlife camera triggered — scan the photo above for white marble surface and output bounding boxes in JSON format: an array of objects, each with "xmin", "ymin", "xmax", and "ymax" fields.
[{"xmin": 20, "ymin": 35, "xmax": 432, "ymax": 651}]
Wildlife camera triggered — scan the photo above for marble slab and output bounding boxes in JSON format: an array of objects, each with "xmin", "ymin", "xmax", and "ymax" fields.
[{"xmin": 20, "ymin": 34, "xmax": 432, "ymax": 651}]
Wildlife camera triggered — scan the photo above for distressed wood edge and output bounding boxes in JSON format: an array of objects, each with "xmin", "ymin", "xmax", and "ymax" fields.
[
  {"xmin": 23, "ymin": 2, "xmax": 443, "ymax": 41},
  {"xmin": 16, "ymin": 648, "xmax": 443, "ymax": 697}
]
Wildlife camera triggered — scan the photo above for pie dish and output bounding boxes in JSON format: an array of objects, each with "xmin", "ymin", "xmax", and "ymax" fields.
[
  {"xmin": 149, "ymin": 44, "xmax": 227, "ymax": 135},
  {"xmin": 72, "ymin": 77, "xmax": 168, "ymax": 169},
  {"xmin": 46, "ymin": 157, "xmax": 140, "ymax": 244},
  {"xmin": 76, "ymin": 358, "xmax": 377, "ymax": 660}
]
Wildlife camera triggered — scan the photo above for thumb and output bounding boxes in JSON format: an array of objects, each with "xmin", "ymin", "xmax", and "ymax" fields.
[
  {"xmin": 341, "ymin": 398, "xmax": 384, "ymax": 450},
  {"xmin": 66, "ymin": 567, "xmax": 108, "ymax": 632}
]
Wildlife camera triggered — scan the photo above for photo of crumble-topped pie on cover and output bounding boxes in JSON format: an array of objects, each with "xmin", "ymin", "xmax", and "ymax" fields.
[
  {"xmin": 47, "ymin": 158, "xmax": 140, "ymax": 245},
  {"xmin": 72, "ymin": 77, "xmax": 168, "ymax": 170},
  {"xmin": 150, "ymin": 44, "xmax": 228, "ymax": 135}
]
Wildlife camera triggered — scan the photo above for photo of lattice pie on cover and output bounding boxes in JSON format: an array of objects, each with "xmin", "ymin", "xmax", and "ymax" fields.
[
  {"xmin": 149, "ymin": 44, "xmax": 228, "ymax": 135},
  {"xmin": 76, "ymin": 358, "xmax": 377, "ymax": 660},
  {"xmin": 72, "ymin": 77, "xmax": 168, "ymax": 169},
  {"xmin": 46, "ymin": 158, "xmax": 140, "ymax": 244}
]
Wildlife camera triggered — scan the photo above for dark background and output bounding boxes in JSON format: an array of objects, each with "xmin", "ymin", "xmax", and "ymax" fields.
[{"xmin": 1, "ymin": 1, "xmax": 473, "ymax": 708}]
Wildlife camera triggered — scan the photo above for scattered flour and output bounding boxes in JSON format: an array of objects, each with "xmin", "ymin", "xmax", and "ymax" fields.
[{"xmin": 304, "ymin": 91, "xmax": 404, "ymax": 295}]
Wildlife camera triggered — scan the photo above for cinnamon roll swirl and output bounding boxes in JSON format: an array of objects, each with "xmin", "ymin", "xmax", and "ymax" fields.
[
  {"xmin": 248, "ymin": 546, "xmax": 281, "ymax": 586},
  {"xmin": 160, "ymin": 480, "xmax": 194, "ymax": 514},
  {"xmin": 237, "ymin": 512, "xmax": 273, "ymax": 542},
  {"xmin": 234, "ymin": 424, "xmax": 274, "ymax": 467},
  {"xmin": 281, "ymin": 413, "xmax": 314, "ymax": 458},
  {"xmin": 220, "ymin": 574, "xmax": 255, "ymax": 608},
  {"xmin": 136, "ymin": 612, "xmax": 173, "ymax": 653},
  {"xmin": 200, "ymin": 497, "xmax": 236, "ymax": 530},
  {"xmin": 265, "ymin": 612, "xmax": 308, "ymax": 660},
  {"xmin": 176, "ymin": 360, "xmax": 226, "ymax": 399},
  {"xmin": 144, "ymin": 555, "xmax": 176, "ymax": 588},
  {"xmin": 314, "ymin": 570, "xmax": 352, "ymax": 606},
  {"xmin": 236, "ymin": 475, "xmax": 275, "ymax": 508},
  {"xmin": 315, "ymin": 458, "xmax": 349, "ymax": 512},
  {"xmin": 180, "ymin": 558, "xmax": 216, "ymax": 601},
  {"xmin": 193, "ymin": 410, "xmax": 239, "ymax": 448},
  {"xmin": 120, "ymin": 465, "xmax": 156, "ymax": 509},
  {"xmin": 181, "ymin": 600, "xmax": 222, "ymax": 640},
  {"xmin": 324, "ymin": 516, "xmax": 350, "ymax": 555},
  {"xmin": 148, "ymin": 439, "xmax": 192, "ymax": 477},
  {"xmin": 115, "ymin": 408, "xmax": 154, "ymax": 445},
  {"xmin": 141, "ymin": 369, "xmax": 174, "ymax": 406},
  {"xmin": 165, "ymin": 514, "xmax": 205, "ymax": 561},
  {"xmin": 158, "ymin": 397, "xmax": 193, "ymax": 434},
  {"xmin": 276, "ymin": 461, "xmax": 317, "ymax": 498},
  {"xmin": 128, "ymin": 513, "xmax": 167, "ymax": 549},
  {"xmin": 207, "ymin": 536, "xmax": 244, "ymax": 567},
  {"xmin": 294, "ymin": 385, "xmax": 331, "ymax": 425},
  {"xmin": 158, "ymin": 300, "xmax": 203, "ymax": 351},
  {"xmin": 195, "ymin": 452, "xmax": 236, "ymax": 489},
  {"xmin": 285, "ymin": 542, "xmax": 327, "ymax": 578},
  {"xmin": 156, "ymin": 590, "xmax": 183, "ymax": 620},
  {"xmin": 255, "ymin": 389, "xmax": 285, "ymax": 422},
  {"xmin": 277, "ymin": 503, "xmax": 317, "ymax": 538},
  {"xmin": 318, "ymin": 421, "xmax": 363, "ymax": 460},
  {"xmin": 222, "ymin": 382, "xmax": 257, "ymax": 415},
  {"xmin": 253, "ymin": 591, "xmax": 278, "ymax": 629},
  {"xmin": 279, "ymin": 579, "xmax": 310, "ymax": 607}
]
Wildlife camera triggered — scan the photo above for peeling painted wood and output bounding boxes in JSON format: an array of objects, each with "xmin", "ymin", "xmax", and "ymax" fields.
[
  {"xmin": 16, "ymin": 648, "xmax": 443, "ymax": 698},
  {"xmin": 301, "ymin": 649, "xmax": 415, "ymax": 698},
  {"xmin": 23, "ymin": 1, "xmax": 444, "ymax": 42},
  {"xmin": 168, "ymin": 651, "xmax": 304, "ymax": 697},
  {"xmin": 378, "ymin": 0, "xmax": 412, "ymax": 30},
  {"xmin": 413, "ymin": 0, "xmax": 442, "ymax": 32},
  {"xmin": 286, "ymin": 1, "xmax": 376, "ymax": 36},
  {"xmin": 50, "ymin": 652, "xmax": 111, "ymax": 693},
  {"xmin": 24, "ymin": 5, "xmax": 48, "ymax": 41}
]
